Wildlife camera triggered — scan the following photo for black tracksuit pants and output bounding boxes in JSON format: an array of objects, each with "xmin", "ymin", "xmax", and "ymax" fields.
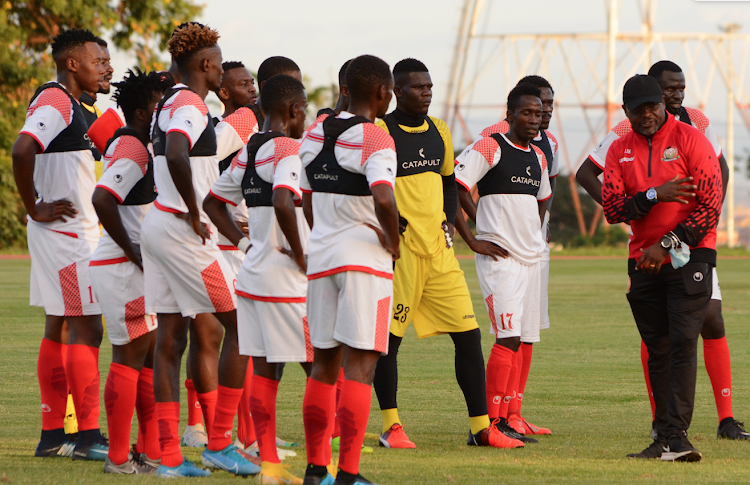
[{"xmin": 626, "ymin": 260, "xmax": 713, "ymax": 439}]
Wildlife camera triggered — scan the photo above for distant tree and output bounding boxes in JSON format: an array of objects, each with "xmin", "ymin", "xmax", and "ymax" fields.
[{"xmin": 0, "ymin": 0, "xmax": 202, "ymax": 247}]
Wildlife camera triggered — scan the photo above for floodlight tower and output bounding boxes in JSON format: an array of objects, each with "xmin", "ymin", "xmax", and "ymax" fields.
[{"xmin": 445, "ymin": 0, "xmax": 750, "ymax": 246}]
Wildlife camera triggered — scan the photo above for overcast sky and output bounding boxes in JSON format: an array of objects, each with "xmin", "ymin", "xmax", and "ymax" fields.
[{"xmin": 104, "ymin": 0, "xmax": 750, "ymax": 205}]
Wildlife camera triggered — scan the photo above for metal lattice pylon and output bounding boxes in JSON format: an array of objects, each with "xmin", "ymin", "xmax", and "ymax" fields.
[{"xmin": 444, "ymin": 0, "xmax": 750, "ymax": 245}]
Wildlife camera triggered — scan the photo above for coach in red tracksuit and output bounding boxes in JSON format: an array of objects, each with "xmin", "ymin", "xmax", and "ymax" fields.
[{"xmin": 603, "ymin": 75, "xmax": 722, "ymax": 462}]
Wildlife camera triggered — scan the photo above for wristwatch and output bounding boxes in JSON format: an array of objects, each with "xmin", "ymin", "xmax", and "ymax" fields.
[
  {"xmin": 660, "ymin": 235, "xmax": 673, "ymax": 250},
  {"xmin": 646, "ymin": 187, "xmax": 658, "ymax": 203}
]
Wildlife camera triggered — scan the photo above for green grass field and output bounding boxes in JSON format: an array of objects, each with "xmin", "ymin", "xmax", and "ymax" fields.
[{"xmin": 2, "ymin": 257, "xmax": 750, "ymax": 484}]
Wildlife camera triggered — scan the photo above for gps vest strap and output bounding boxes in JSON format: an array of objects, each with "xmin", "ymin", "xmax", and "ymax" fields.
[
  {"xmin": 242, "ymin": 132, "xmax": 285, "ymax": 207},
  {"xmin": 382, "ymin": 114, "xmax": 443, "ymax": 177},
  {"xmin": 531, "ymin": 131, "xmax": 554, "ymax": 176},
  {"xmin": 477, "ymin": 133, "xmax": 543, "ymax": 198},
  {"xmin": 677, "ymin": 106, "xmax": 692, "ymax": 127},
  {"xmin": 151, "ymin": 86, "xmax": 216, "ymax": 157},
  {"xmin": 30, "ymin": 83, "xmax": 92, "ymax": 154},
  {"xmin": 306, "ymin": 116, "xmax": 372, "ymax": 196},
  {"xmin": 104, "ymin": 128, "xmax": 157, "ymax": 206}
]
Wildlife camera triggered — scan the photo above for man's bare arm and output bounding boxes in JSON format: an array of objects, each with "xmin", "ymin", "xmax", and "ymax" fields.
[
  {"xmin": 576, "ymin": 158, "xmax": 603, "ymax": 205},
  {"xmin": 203, "ymin": 193, "xmax": 244, "ymax": 247},
  {"xmin": 93, "ymin": 188, "xmax": 142, "ymax": 270},
  {"xmin": 273, "ymin": 188, "xmax": 306, "ymax": 273},
  {"xmin": 12, "ymin": 134, "xmax": 77, "ymax": 222},
  {"xmin": 165, "ymin": 132, "xmax": 209, "ymax": 243},
  {"xmin": 456, "ymin": 185, "xmax": 508, "ymax": 260}
]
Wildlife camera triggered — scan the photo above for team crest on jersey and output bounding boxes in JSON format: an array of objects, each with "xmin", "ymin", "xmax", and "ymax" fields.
[{"xmin": 662, "ymin": 146, "xmax": 680, "ymax": 162}]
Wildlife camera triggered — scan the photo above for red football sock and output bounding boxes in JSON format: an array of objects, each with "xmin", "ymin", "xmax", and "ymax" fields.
[
  {"xmin": 104, "ymin": 362, "xmax": 139, "ymax": 465},
  {"xmin": 498, "ymin": 349, "xmax": 520, "ymax": 419},
  {"xmin": 197, "ymin": 389, "xmax": 217, "ymax": 439},
  {"xmin": 38, "ymin": 338, "xmax": 68, "ymax": 431},
  {"xmin": 135, "ymin": 367, "xmax": 160, "ymax": 460},
  {"xmin": 512, "ymin": 343, "xmax": 533, "ymax": 416},
  {"xmin": 640, "ymin": 340, "xmax": 656, "ymax": 421},
  {"xmin": 207, "ymin": 385, "xmax": 243, "ymax": 451},
  {"xmin": 332, "ymin": 367, "xmax": 345, "ymax": 438},
  {"xmin": 303, "ymin": 377, "xmax": 336, "ymax": 467},
  {"xmin": 337, "ymin": 380, "xmax": 372, "ymax": 476},
  {"xmin": 66, "ymin": 344, "xmax": 100, "ymax": 431},
  {"xmin": 237, "ymin": 359, "xmax": 256, "ymax": 447},
  {"xmin": 156, "ymin": 401, "xmax": 182, "ymax": 467},
  {"xmin": 703, "ymin": 336, "xmax": 734, "ymax": 422},
  {"xmin": 250, "ymin": 375, "xmax": 280, "ymax": 463},
  {"xmin": 485, "ymin": 344, "xmax": 514, "ymax": 420},
  {"xmin": 185, "ymin": 379, "xmax": 202, "ymax": 426}
]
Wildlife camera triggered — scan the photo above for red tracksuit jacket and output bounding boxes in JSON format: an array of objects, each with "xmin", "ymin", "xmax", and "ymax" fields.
[{"xmin": 602, "ymin": 112, "xmax": 722, "ymax": 262}]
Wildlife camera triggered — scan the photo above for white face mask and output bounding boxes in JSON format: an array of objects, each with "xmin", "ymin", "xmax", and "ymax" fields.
[{"xmin": 670, "ymin": 241, "xmax": 691, "ymax": 269}]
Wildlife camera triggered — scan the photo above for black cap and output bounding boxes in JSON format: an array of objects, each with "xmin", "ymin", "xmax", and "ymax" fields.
[{"xmin": 623, "ymin": 75, "xmax": 663, "ymax": 111}]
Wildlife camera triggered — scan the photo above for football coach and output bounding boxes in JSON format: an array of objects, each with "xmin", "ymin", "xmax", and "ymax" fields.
[{"xmin": 602, "ymin": 74, "xmax": 722, "ymax": 462}]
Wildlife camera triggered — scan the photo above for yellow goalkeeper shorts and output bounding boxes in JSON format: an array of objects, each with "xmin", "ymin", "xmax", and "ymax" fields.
[{"xmin": 390, "ymin": 243, "xmax": 477, "ymax": 338}]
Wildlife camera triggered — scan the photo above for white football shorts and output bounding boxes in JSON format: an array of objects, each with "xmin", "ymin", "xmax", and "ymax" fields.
[
  {"xmin": 307, "ymin": 270, "xmax": 393, "ymax": 354},
  {"xmin": 711, "ymin": 267, "xmax": 721, "ymax": 301},
  {"xmin": 90, "ymin": 259, "xmax": 157, "ymax": 345},
  {"xmin": 141, "ymin": 208, "xmax": 236, "ymax": 318},
  {"xmin": 236, "ymin": 294, "xmax": 312, "ymax": 363},
  {"xmin": 27, "ymin": 222, "xmax": 101, "ymax": 317},
  {"xmin": 476, "ymin": 254, "xmax": 541, "ymax": 343}
]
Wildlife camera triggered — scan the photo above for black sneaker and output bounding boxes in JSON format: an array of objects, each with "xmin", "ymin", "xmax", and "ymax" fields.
[
  {"xmin": 303, "ymin": 464, "xmax": 335, "ymax": 485},
  {"xmin": 661, "ymin": 432, "xmax": 701, "ymax": 462},
  {"xmin": 495, "ymin": 418, "xmax": 538, "ymax": 444},
  {"xmin": 35, "ymin": 429, "xmax": 74, "ymax": 458},
  {"xmin": 626, "ymin": 438, "xmax": 665, "ymax": 459},
  {"xmin": 72, "ymin": 431, "xmax": 109, "ymax": 461},
  {"xmin": 334, "ymin": 470, "xmax": 377, "ymax": 485},
  {"xmin": 717, "ymin": 418, "xmax": 750, "ymax": 440}
]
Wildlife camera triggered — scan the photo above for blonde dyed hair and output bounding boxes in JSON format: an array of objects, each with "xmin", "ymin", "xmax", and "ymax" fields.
[{"xmin": 167, "ymin": 22, "xmax": 220, "ymax": 62}]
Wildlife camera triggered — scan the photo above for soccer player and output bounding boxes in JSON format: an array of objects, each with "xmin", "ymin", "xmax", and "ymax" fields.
[
  {"xmin": 298, "ymin": 54, "xmax": 400, "ymax": 485},
  {"xmin": 454, "ymin": 82, "xmax": 554, "ymax": 449},
  {"xmin": 11, "ymin": 28, "xmax": 107, "ymax": 460},
  {"xmin": 473, "ymin": 75, "xmax": 559, "ymax": 436},
  {"xmin": 603, "ymin": 74, "xmax": 722, "ymax": 461},
  {"xmin": 317, "ymin": 59, "xmax": 352, "ymax": 118},
  {"xmin": 90, "ymin": 69, "xmax": 171, "ymax": 474},
  {"xmin": 371, "ymin": 58, "xmax": 501, "ymax": 450},
  {"xmin": 139, "ymin": 22, "xmax": 258, "ymax": 478},
  {"xmin": 257, "ymin": 56, "xmax": 302, "ymax": 92},
  {"xmin": 214, "ymin": 61, "xmax": 257, "ymax": 122},
  {"xmin": 575, "ymin": 61, "xmax": 747, "ymax": 440},
  {"xmin": 205, "ymin": 73, "xmax": 311, "ymax": 485},
  {"xmin": 79, "ymin": 37, "xmax": 113, "ymax": 168}
]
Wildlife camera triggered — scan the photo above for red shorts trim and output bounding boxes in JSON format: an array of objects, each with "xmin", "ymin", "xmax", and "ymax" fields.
[
  {"xmin": 456, "ymin": 178, "xmax": 471, "ymax": 192},
  {"xmin": 95, "ymin": 184, "xmax": 124, "ymax": 203},
  {"xmin": 154, "ymin": 200, "xmax": 184, "ymax": 214},
  {"xmin": 218, "ymin": 245, "xmax": 238, "ymax": 251},
  {"xmin": 89, "ymin": 256, "xmax": 129, "ymax": 266},
  {"xmin": 235, "ymin": 290, "xmax": 306, "ymax": 303},
  {"xmin": 51, "ymin": 229, "xmax": 79, "ymax": 239},
  {"xmin": 307, "ymin": 265, "xmax": 393, "ymax": 281}
]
